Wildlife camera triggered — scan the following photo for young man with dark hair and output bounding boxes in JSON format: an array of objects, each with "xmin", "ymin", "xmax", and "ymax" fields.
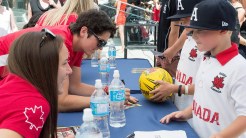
[{"xmin": 0, "ymin": 9, "xmax": 138, "ymax": 112}]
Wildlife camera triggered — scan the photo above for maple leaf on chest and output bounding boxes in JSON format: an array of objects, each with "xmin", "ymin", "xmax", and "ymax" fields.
[
  {"xmin": 189, "ymin": 48, "xmax": 198, "ymax": 58},
  {"xmin": 212, "ymin": 76, "xmax": 224, "ymax": 89}
]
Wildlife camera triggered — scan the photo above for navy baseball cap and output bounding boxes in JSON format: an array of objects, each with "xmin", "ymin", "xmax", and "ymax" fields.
[
  {"xmin": 182, "ymin": 0, "xmax": 237, "ymax": 31},
  {"xmin": 167, "ymin": 0, "xmax": 203, "ymax": 19}
]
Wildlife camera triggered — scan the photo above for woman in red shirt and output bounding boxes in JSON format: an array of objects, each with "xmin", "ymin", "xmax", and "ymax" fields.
[
  {"xmin": 0, "ymin": 30, "xmax": 72, "ymax": 138},
  {"xmin": 115, "ymin": 0, "xmax": 127, "ymax": 51},
  {"xmin": 152, "ymin": 0, "xmax": 161, "ymax": 22}
]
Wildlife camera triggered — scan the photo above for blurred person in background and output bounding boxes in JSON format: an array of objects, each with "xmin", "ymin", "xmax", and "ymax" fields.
[
  {"xmin": 232, "ymin": 0, "xmax": 246, "ymax": 58},
  {"xmin": 152, "ymin": 0, "xmax": 160, "ymax": 22},
  {"xmin": 115, "ymin": 0, "xmax": 127, "ymax": 51},
  {"xmin": 36, "ymin": 0, "xmax": 96, "ymax": 26},
  {"xmin": 0, "ymin": 0, "xmax": 17, "ymax": 37},
  {"xmin": 28, "ymin": 0, "xmax": 61, "ymax": 21}
]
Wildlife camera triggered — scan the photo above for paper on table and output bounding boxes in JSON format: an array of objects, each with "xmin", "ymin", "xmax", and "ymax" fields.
[
  {"xmin": 131, "ymin": 68, "xmax": 148, "ymax": 73},
  {"xmin": 134, "ymin": 130, "xmax": 187, "ymax": 138}
]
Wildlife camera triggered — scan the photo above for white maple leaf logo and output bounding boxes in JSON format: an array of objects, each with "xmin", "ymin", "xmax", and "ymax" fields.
[{"xmin": 23, "ymin": 105, "xmax": 45, "ymax": 131}]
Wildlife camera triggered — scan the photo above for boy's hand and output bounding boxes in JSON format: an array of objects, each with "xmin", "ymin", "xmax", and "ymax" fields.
[
  {"xmin": 163, "ymin": 47, "xmax": 178, "ymax": 63},
  {"xmin": 160, "ymin": 111, "xmax": 190, "ymax": 124},
  {"xmin": 149, "ymin": 80, "xmax": 174, "ymax": 102}
]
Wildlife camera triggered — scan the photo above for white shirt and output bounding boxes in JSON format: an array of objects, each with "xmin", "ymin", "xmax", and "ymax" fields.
[
  {"xmin": 193, "ymin": 44, "xmax": 246, "ymax": 138},
  {"xmin": 174, "ymin": 36, "xmax": 203, "ymax": 128},
  {"xmin": 0, "ymin": 6, "xmax": 11, "ymax": 37}
]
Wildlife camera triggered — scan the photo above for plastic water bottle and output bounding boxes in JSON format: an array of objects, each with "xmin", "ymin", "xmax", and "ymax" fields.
[
  {"xmin": 108, "ymin": 45, "xmax": 116, "ymax": 69},
  {"xmin": 99, "ymin": 54, "xmax": 110, "ymax": 87},
  {"xmin": 76, "ymin": 108, "xmax": 103, "ymax": 138},
  {"xmin": 90, "ymin": 79, "xmax": 110, "ymax": 138},
  {"xmin": 109, "ymin": 70, "xmax": 126, "ymax": 127},
  {"xmin": 91, "ymin": 50, "xmax": 99, "ymax": 67}
]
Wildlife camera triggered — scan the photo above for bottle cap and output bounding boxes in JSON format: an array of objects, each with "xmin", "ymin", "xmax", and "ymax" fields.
[
  {"xmin": 95, "ymin": 79, "xmax": 103, "ymax": 88},
  {"xmin": 83, "ymin": 108, "xmax": 94, "ymax": 121},
  {"xmin": 113, "ymin": 70, "xmax": 120, "ymax": 78}
]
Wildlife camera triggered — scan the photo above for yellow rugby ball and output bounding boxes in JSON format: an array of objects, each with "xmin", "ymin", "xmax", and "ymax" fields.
[{"xmin": 139, "ymin": 67, "xmax": 173, "ymax": 101}]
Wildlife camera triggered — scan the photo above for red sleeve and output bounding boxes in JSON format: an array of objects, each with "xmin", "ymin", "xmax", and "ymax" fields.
[
  {"xmin": 0, "ymin": 35, "xmax": 14, "ymax": 78},
  {"xmin": 0, "ymin": 97, "xmax": 50, "ymax": 138},
  {"xmin": 0, "ymin": 29, "xmax": 35, "ymax": 78}
]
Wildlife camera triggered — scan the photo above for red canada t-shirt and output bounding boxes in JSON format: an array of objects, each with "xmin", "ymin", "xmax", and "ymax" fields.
[
  {"xmin": 0, "ymin": 25, "xmax": 83, "ymax": 78},
  {"xmin": 0, "ymin": 74, "xmax": 50, "ymax": 138}
]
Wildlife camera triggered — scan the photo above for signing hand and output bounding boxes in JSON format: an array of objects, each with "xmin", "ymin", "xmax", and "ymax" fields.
[{"xmin": 125, "ymin": 88, "xmax": 139, "ymax": 104}]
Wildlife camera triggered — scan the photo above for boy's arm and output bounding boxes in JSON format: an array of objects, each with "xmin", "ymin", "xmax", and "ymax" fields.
[
  {"xmin": 168, "ymin": 21, "xmax": 180, "ymax": 48},
  {"xmin": 164, "ymin": 28, "xmax": 188, "ymax": 62},
  {"xmin": 210, "ymin": 116, "xmax": 246, "ymax": 138}
]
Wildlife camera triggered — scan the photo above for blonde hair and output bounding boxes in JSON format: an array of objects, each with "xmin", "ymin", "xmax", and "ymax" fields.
[{"xmin": 40, "ymin": 0, "xmax": 95, "ymax": 26}]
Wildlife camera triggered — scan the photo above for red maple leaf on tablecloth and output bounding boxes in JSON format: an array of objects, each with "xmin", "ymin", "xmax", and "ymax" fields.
[
  {"xmin": 212, "ymin": 76, "xmax": 224, "ymax": 89},
  {"xmin": 23, "ymin": 105, "xmax": 44, "ymax": 131},
  {"xmin": 189, "ymin": 48, "xmax": 198, "ymax": 58}
]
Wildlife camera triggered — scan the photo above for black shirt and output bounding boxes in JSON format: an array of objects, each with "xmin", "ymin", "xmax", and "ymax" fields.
[
  {"xmin": 157, "ymin": 0, "xmax": 177, "ymax": 52},
  {"xmin": 30, "ymin": 0, "xmax": 58, "ymax": 16}
]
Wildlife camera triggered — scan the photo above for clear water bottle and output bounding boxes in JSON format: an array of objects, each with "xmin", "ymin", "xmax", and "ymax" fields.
[
  {"xmin": 76, "ymin": 108, "xmax": 103, "ymax": 138},
  {"xmin": 90, "ymin": 79, "xmax": 110, "ymax": 138},
  {"xmin": 91, "ymin": 50, "xmax": 99, "ymax": 67},
  {"xmin": 99, "ymin": 54, "xmax": 110, "ymax": 87},
  {"xmin": 109, "ymin": 70, "xmax": 126, "ymax": 128},
  {"xmin": 108, "ymin": 45, "xmax": 116, "ymax": 69}
]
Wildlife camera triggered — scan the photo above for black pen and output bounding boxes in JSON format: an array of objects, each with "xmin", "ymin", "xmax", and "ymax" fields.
[
  {"xmin": 121, "ymin": 79, "xmax": 125, "ymax": 85},
  {"xmin": 126, "ymin": 133, "xmax": 135, "ymax": 138}
]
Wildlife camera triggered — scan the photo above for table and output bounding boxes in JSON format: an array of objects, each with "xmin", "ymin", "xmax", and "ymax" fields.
[
  {"xmin": 81, "ymin": 59, "xmax": 152, "ymax": 94},
  {"xmin": 58, "ymin": 94, "xmax": 199, "ymax": 138},
  {"xmin": 58, "ymin": 58, "xmax": 198, "ymax": 137}
]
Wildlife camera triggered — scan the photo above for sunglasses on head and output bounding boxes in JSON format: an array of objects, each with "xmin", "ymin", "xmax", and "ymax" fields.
[
  {"xmin": 40, "ymin": 28, "xmax": 56, "ymax": 47},
  {"xmin": 89, "ymin": 29, "xmax": 107, "ymax": 48}
]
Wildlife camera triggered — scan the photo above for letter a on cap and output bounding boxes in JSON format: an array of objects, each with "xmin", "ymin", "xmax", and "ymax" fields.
[
  {"xmin": 177, "ymin": 0, "xmax": 184, "ymax": 10},
  {"xmin": 191, "ymin": 7, "xmax": 198, "ymax": 21}
]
